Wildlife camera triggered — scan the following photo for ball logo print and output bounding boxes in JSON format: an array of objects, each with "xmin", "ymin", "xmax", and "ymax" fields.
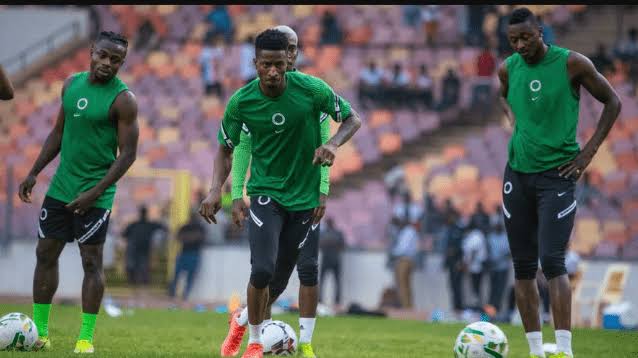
[{"xmin": 76, "ymin": 98, "xmax": 88, "ymax": 110}]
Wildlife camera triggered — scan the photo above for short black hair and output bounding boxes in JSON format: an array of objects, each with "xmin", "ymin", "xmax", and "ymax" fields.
[
  {"xmin": 509, "ymin": 7, "xmax": 538, "ymax": 26},
  {"xmin": 255, "ymin": 29, "xmax": 288, "ymax": 53},
  {"xmin": 96, "ymin": 31, "xmax": 128, "ymax": 48}
]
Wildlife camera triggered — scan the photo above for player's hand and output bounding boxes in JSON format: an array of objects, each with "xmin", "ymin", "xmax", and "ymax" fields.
[
  {"xmin": 18, "ymin": 174, "xmax": 37, "ymax": 203},
  {"xmin": 313, "ymin": 143, "xmax": 337, "ymax": 167},
  {"xmin": 65, "ymin": 189, "xmax": 100, "ymax": 215},
  {"xmin": 311, "ymin": 194, "xmax": 327, "ymax": 225},
  {"xmin": 199, "ymin": 188, "xmax": 222, "ymax": 224},
  {"xmin": 231, "ymin": 198, "xmax": 248, "ymax": 228},
  {"xmin": 558, "ymin": 149, "xmax": 594, "ymax": 181}
]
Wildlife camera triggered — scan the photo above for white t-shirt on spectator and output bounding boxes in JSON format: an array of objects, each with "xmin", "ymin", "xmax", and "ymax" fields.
[
  {"xmin": 200, "ymin": 46, "xmax": 223, "ymax": 84},
  {"xmin": 392, "ymin": 225, "xmax": 420, "ymax": 258},
  {"xmin": 359, "ymin": 67, "xmax": 384, "ymax": 86},
  {"xmin": 416, "ymin": 74, "xmax": 433, "ymax": 90},
  {"xmin": 239, "ymin": 43, "xmax": 256, "ymax": 81},
  {"xmin": 463, "ymin": 229, "xmax": 487, "ymax": 274}
]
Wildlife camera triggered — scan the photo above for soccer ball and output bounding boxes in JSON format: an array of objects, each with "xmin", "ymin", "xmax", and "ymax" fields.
[
  {"xmin": 0, "ymin": 312, "xmax": 39, "ymax": 351},
  {"xmin": 453, "ymin": 321, "xmax": 509, "ymax": 358},
  {"xmin": 261, "ymin": 320, "xmax": 297, "ymax": 355}
]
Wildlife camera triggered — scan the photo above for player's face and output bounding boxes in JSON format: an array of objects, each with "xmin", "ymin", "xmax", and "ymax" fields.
[
  {"xmin": 507, "ymin": 21, "xmax": 543, "ymax": 63},
  {"xmin": 254, "ymin": 50, "xmax": 288, "ymax": 88},
  {"xmin": 90, "ymin": 40, "xmax": 127, "ymax": 82}
]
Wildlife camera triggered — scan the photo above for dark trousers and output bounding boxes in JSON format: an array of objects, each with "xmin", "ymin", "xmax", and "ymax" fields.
[
  {"xmin": 471, "ymin": 272, "xmax": 484, "ymax": 306},
  {"xmin": 448, "ymin": 267, "xmax": 464, "ymax": 311},
  {"xmin": 320, "ymin": 260, "xmax": 342, "ymax": 304},
  {"xmin": 489, "ymin": 269, "xmax": 509, "ymax": 312},
  {"xmin": 168, "ymin": 251, "xmax": 200, "ymax": 300}
]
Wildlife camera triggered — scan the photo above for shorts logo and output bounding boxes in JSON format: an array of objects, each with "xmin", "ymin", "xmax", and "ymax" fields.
[
  {"xmin": 77, "ymin": 98, "xmax": 88, "ymax": 110},
  {"xmin": 504, "ymin": 182, "xmax": 513, "ymax": 194},
  {"xmin": 271, "ymin": 113, "xmax": 286, "ymax": 126},
  {"xmin": 257, "ymin": 196, "xmax": 271, "ymax": 206},
  {"xmin": 249, "ymin": 209, "xmax": 263, "ymax": 227},
  {"xmin": 40, "ymin": 208, "xmax": 48, "ymax": 221},
  {"xmin": 311, "ymin": 223, "xmax": 319, "ymax": 231}
]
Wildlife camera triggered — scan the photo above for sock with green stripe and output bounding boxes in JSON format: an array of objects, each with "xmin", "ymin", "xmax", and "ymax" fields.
[
  {"xmin": 78, "ymin": 312, "xmax": 97, "ymax": 343},
  {"xmin": 33, "ymin": 303, "xmax": 51, "ymax": 338}
]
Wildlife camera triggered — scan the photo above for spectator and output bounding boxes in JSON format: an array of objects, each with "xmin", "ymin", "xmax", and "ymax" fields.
[
  {"xmin": 392, "ymin": 191, "xmax": 423, "ymax": 226},
  {"xmin": 414, "ymin": 64, "xmax": 433, "ymax": 109},
  {"xmin": 320, "ymin": 11, "xmax": 343, "ymax": 45},
  {"xmin": 385, "ymin": 63, "xmax": 410, "ymax": 108},
  {"xmin": 319, "ymin": 218, "xmax": 346, "ymax": 306},
  {"xmin": 486, "ymin": 218, "xmax": 510, "ymax": 314},
  {"xmin": 239, "ymin": 36, "xmax": 256, "ymax": 85},
  {"xmin": 421, "ymin": 5, "xmax": 440, "ymax": 47},
  {"xmin": 122, "ymin": 206, "xmax": 167, "ymax": 304},
  {"xmin": 206, "ymin": 5, "xmax": 234, "ymax": 44},
  {"xmin": 470, "ymin": 202, "xmax": 491, "ymax": 236},
  {"xmin": 134, "ymin": 18, "xmax": 159, "ymax": 52},
  {"xmin": 495, "ymin": 5, "xmax": 512, "ymax": 58},
  {"xmin": 466, "ymin": 5, "xmax": 490, "ymax": 46},
  {"xmin": 390, "ymin": 219, "xmax": 421, "ymax": 309},
  {"xmin": 168, "ymin": 210, "xmax": 206, "ymax": 303},
  {"xmin": 199, "ymin": 34, "xmax": 224, "ymax": 97},
  {"xmin": 437, "ymin": 68, "xmax": 461, "ymax": 111},
  {"xmin": 443, "ymin": 209, "xmax": 465, "ymax": 316},
  {"xmin": 472, "ymin": 44, "xmax": 496, "ymax": 109},
  {"xmin": 358, "ymin": 61, "xmax": 384, "ymax": 109},
  {"xmin": 614, "ymin": 27, "xmax": 638, "ymax": 61},
  {"xmin": 539, "ymin": 14, "xmax": 555, "ymax": 45},
  {"xmin": 402, "ymin": 5, "xmax": 421, "ymax": 28},
  {"xmin": 589, "ymin": 43, "xmax": 614, "ymax": 75},
  {"xmin": 462, "ymin": 222, "xmax": 487, "ymax": 307}
]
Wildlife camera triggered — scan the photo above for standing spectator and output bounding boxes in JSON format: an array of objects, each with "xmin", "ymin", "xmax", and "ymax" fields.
[
  {"xmin": 462, "ymin": 222, "xmax": 487, "ymax": 307},
  {"xmin": 239, "ymin": 36, "xmax": 256, "ymax": 85},
  {"xmin": 319, "ymin": 218, "xmax": 346, "ymax": 306},
  {"xmin": 206, "ymin": 5, "xmax": 234, "ymax": 44},
  {"xmin": 199, "ymin": 34, "xmax": 224, "ymax": 97},
  {"xmin": 385, "ymin": 63, "xmax": 410, "ymax": 109},
  {"xmin": 443, "ymin": 209, "xmax": 465, "ymax": 316},
  {"xmin": 487, "ymin": 219, "xmax": 510, "ymax": 314},
  {"xmin": 421, "ymin": 5, "xmax": 440, "ymax": 47},
  {"xmin": 470, "ymin": 202, "xmax": 491, "ymax": 235},
  {"xmin": 472, "ymin": 45, "xmax": 497, "ymax": 109},
  {"xmin": 437, "ymin": 68, "xmax": 461, "ymax": 111},
  {"xmin": 122, "ymin": 206, "xmax": 166, "ymax": 305},
  {"xmin": 392, "ymin": 191, "xmax": 423, "ymax": 226},
  {"xmin": 320, "ymin": 11, "xmax": 343, "ymax": 45},
  {"xmin": 390, "ymin": 219, "xmax": 421, "ymax": 309},
  {"xmin": 359, "ymin": 61, "xmax": 384, "ymax": 109},
  {"xmin": 168, "ymin": 211, "xmax": 206, "ymax": 303},
  {"xmin": 589, "ymin": 43, "xmax": 614, "ymax": 75},
  {"xmin": 414, "ymin": 64, "xmax": 433, "ymax": 109}
]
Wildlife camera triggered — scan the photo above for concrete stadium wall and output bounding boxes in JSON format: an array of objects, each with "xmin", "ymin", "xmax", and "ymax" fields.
[{"xmin": 1, "ymin": 242, "xmax": 637, "ymax": 314}]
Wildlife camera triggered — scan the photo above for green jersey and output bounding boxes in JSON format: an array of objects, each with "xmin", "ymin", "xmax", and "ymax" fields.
[
  {"xmin": 218, "ymin": 71, "xmax": 351, "ymax": 210},
  {"xmin": 506, "ymin": 45, "xmax": 580, "ymax": 173},
  {"xmin": 47, "ymin": 72, "xmax": 128, "ymax": 209}
]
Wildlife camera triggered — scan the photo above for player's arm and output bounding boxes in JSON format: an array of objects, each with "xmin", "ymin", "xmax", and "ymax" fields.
[
  {"xmin": 558, "ymin": 51, "xmax": 622, "ymax": 180},
  {"xmin": 200, "ymin": 94, "xmax": 242, "ymax": 224},
  {"xmin": 497, "ymin": 61, "xmax": 515, "ymax": 128},
  {"xmin": 312, "ymin": 115, "xmax": 332, "ymax": 224},
  {"xmin": 230, "ymin": 130, "xmax": 252, "ymax": 227},
  {"xmin": 66, "ymin": 90, "xmax": 139, "ymax": 215},
  {"xmin": 0, "ymin": 65, "xmax": 14, "ymax": 100},
  {"xmin": 18, "ymin": 76, "xmax": 74, "ymax": 203}
]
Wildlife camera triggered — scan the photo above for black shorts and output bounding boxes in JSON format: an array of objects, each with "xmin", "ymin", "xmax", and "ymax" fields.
[
  {"xmin": 502, "ymin": 164, "xmax": 577, "ymax": 280},
  {"xmin": 248, "ymin": 195, "xmax": 314, "ymax": 288},
  {"xmin": 297, "ymin": 222, "xmax": 320, "ymax": 268},
  {"xmin": 38, "ymin": 196, "xmax": 111, "ymax": 245}
]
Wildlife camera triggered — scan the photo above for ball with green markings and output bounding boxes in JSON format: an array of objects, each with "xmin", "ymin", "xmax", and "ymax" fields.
[
  {"xmin": 453, "ymin": 321, "xmax": 509, "ymax": 358},
  {"xmin": 0, "ymin": 312, "xmax": 39, "ymax": 351}
]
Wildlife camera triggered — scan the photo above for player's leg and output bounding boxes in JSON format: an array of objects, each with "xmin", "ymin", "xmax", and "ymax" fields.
[
  {"xmin": 502, "ymin": 165, "xmax": 544, "ymax": 357},
  {"xmin": 73, "ymin": 206, "xmax": 111, "ymax": 353},
  {"xmin": 33, "ymin": 196, "xmax": 72, "ymax": 350},
  {"xmin": 537, "ymin": 169, "xmax": 577, "ymax": 356},
  {"xmin": 296, "ymin": 223, "xmax": 320, "ymax": 357}
]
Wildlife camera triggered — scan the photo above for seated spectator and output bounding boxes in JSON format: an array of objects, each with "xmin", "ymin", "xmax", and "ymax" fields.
[
  {"xmin": 472, "ymin": 44, "xmax": 496, "ymax": 109},
  {"xmin": 199, "ymin": 34, "xmax": 224, "ymax": 97},
  {"xmin": 614, "ymin": 27, "xmax": 638, "ymax": 61},
  {"xmin": 320, "ymin": 11, "xmax": 343, "ymax": 45},
  {"xmin": 206, "ymin": 5, "xmax": 234, "ymax": 44},
  {"xmin": 359, "ymin": 61, "xmax": 384, "ymax": 109},
  {"xmin": 421, "ymin": 5, "xmax": 440, "ymax": 47},
  {"xmin": 589, "ymin": 43, "xmax": 614, "ymax": 75},
  {"xmin": 437, "ymin": 68, "xmax": 461, "ymax": 111},
  {"xmin": 134, "ymin": 18, "xmax": 159, "ymax": 52},
  {"xmin": 413, "ymin": 64, "xmax": 433, "ymax": 109},
  {"xmin": 385, "ymin": 63, "xmax": 410, "ymax": 109},
  {"xmin": 239, "ymin": 36, "xmax": 256, "ymax": 85}
]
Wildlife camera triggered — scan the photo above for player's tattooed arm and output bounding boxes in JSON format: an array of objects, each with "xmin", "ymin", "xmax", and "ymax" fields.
[
  {"xmin": 558, "ymin": 51, "xmax": 622, "ymax": 180},
  {"xmin": 497, "ymin": 62, "xmax": 515, "ymax": 128},
  {"xmin": 18, "ymin": 76, "xmax": 74, "ymax": 203},
  {"xmin": 66, "ymin": 90, "xmax": 139, "ymax": 214},
  {"xmin": 200, "ymin": 144, "xmax": 233, "ymax": 224},
  {"xmin": 0, "ymin": 65, "xmax": 14, "ymax": 100},
  {"xmin": 313, "ymin": 108, "xmax": 362, "ymax": 167}
]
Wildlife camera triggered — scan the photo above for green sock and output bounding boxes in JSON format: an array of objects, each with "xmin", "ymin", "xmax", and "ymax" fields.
[
  {"xmin": 78, "ymin": 313, "xmax": 97, "ymax": 343},
  {"xmin": 33, "ymin": 303, "xmax": 51, "ymax": 338}
]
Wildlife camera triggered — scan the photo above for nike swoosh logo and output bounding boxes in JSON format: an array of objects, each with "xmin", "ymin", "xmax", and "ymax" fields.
[
  {"xmin": 74, "ymin": 113, "xmax": 81, "ymax": 117},
  {"xmin": 531, "ymin": 97, "xmax": 539, "ymax": 101},
  {"xmin": 302, "ymin": 218, "xmax": 310, "ymax": 224},
  {"xmin": 84, "ymin": 222, "xmax": 94, "ymax": 228},
  {"xmin": 557, "ymin": 192, "xmax": 567, "ymax": 197},
  {"xmin": 275, "ymin": 129, "xmax": 284, "ymax": 134},
  {"xmin": 311, "ymin": 224, "xmax": 319, "ymax": 231}
]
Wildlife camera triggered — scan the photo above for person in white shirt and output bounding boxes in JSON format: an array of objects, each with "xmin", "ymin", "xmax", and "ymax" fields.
[
  {"xmin": 414, "ymin": 64, "xmax": 433, "ymax": 109},
  {"xmin": 391, "ymin": 220, "xmax": 421, "ymax": 309},
  {"xmin": 385, "ymin": 63, "xmax": 410, "ymax": 108},
  {"xmin": 358, "ymin": 61, "xmax": 384, "ymax": 109},
  {"xmin": 462, "ymin": 223, "xmax": 487, "ymax": 307},
  {"xmin": 199, "ymin": 34, "xmax": 224, "ymax": 97},
  {"xmin": 239, "ymin": 36, "xmax": 256, "ymax": 85}
]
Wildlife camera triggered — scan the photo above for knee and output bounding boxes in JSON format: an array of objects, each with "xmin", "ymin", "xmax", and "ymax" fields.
[
  {"xmin": 36, "ymin": 246, "xmax": 58, "ymax": 268},
  {"xmin": 512, "ymin": 257, "xmax": 538, "ymax": 280},
  {"xmin": 81, "ymin": 255, "xmax": 102, "ymax": 274},
  {"xmin": 250, "ymin": 265, "xmax": 274, "ymax": 289},
  {"xmin": 297, "ymin": 262, "xmax": 318, "ymax": 287},
  {"xmin": 540, "ymin": 254, "xmax": 566, "ymax": 281}
]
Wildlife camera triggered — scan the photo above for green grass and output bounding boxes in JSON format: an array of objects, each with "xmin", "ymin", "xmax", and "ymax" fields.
[{"xmin": 1, "ymin": 303, "xmax": 636, "ymax": 357}]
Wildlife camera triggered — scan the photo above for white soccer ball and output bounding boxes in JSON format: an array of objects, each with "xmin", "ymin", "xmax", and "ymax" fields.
[
  {"xmin": 0, "ymin": 312, "xmax": 39, "ymax": 351},
  {"xmin": 453, "ymin": 321, "xmax": 509, "ymax": 358},
  {"xmin": 261, "ymin": 320, "xmax": 297, "ymax": 355}
]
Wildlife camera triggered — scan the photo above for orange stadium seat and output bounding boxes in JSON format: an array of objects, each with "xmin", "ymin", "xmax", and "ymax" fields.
[{"xmin": 378, "ymin": 133, "xmax": 402, "ymax": 154}]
